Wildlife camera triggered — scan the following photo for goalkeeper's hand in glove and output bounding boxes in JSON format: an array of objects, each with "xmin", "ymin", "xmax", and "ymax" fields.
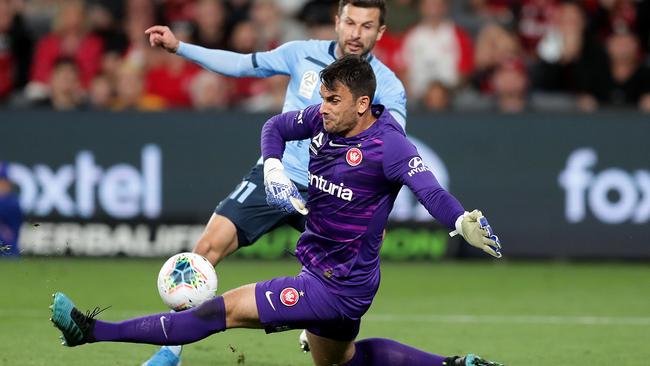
[
  {"xmin": 263, "ymin": 158, "xmax": 308, "ymax": 215},
  {"xmin": 450, "ymin": 210, "xmax": 502, "ymax": 258}
]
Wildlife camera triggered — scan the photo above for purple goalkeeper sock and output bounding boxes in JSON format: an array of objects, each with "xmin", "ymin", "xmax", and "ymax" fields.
[
  {"xmin": 91, "ymin": 296, "xmax": 226, "ymax": 345},
  {"xmin": 343, "ymin": 338, "xmax": 448, "ymax": 366}
]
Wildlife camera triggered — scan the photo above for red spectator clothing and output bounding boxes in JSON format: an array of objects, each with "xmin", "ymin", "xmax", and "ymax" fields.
[
  {"xmin": 582, "ymin": 0, "xmax": 601, "ymax": 13},
  {"xmin": 228, "ymin": 76, "xmax": 268, "ymax": 106},
  {"xmin": 144, "ymin": 62, "xmax": 201, "ymax": 108},
  {"xmin": 374, "ymin": 31, "xmax": 405, "ymax": 73},
  {"xmin": 485, "ymin": 0, "xmax": 517, "ymax": 14},
  {"xmin": 0, "ymin": 48, "xmax": 13, "ymax": 99},
  {"xmin": 30, "ymin": 33, "xmax": 104, "ymax": 88},
  {"xmin": 456, "ymin": 27, "xmax": 474, "ymax": 77},
  {"xmin": 164, "ymin": 0, "xmax": 197, "ymax": 23},
  {"xmin": 402, "ymin": 21, "xmax": 474, "ymax": 98}
]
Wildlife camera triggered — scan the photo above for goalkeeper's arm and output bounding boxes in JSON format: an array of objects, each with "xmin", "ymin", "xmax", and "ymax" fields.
[{"xmin": 382, "ymin": 134, "xmax": 502, "ymax": 258}]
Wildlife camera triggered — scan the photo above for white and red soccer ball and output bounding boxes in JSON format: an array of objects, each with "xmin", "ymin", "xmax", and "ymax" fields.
[{"xmin": 157, "ymin": 252, "xmax": 218, "ymax": 311}]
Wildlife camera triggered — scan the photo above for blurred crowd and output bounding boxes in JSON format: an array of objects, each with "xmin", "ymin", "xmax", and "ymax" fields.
[{"xmin": 1, "ymin": 0, "xmax": 649, "ymax": 113}]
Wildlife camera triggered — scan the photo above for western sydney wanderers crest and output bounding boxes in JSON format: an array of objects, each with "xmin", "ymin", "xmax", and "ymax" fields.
[
  {"xmin": 346, "ymin": 148, "xmax": 363, "ymax": 166},
  {"xmin": 280, "ymin": 287, "xmax": 300, "ymax": 307}
]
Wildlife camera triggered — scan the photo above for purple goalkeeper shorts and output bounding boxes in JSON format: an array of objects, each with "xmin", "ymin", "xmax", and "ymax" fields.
[{"xmin": 255, "ymin": 268, "xmax": 369, "ymax": 342}]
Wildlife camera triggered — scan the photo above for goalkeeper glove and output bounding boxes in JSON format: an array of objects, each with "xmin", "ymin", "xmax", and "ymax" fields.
[
  {"xmin": 263, "ymin": 158, "xmax": 308, "ymax": 215},
  {"xmin": 450, "ymin": 210, "xmax": 502, "ymax": 258}
]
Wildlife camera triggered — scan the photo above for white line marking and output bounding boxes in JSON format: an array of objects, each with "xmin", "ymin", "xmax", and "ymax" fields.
[
  {"xmin": 364, "ymin": 314, "xmax": 650, "ymax": 326},
  {"xmin": 6, "ymin": 309, "xmax": 649, "ymax": 326}
]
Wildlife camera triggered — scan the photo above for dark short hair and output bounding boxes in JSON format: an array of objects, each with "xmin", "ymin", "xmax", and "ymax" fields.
[
  {"xmin": 53, "ymin": 56, "xmax": 79, "ymax": 70},
  {"xmin": 338, "ymin": 0, "xmax": 386, "ymax": 26},
  {"xmin": 320, "ymin": 54, "xmax": 376, "ymax": 101}
]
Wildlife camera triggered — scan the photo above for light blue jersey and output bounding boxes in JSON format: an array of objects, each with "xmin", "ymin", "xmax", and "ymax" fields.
[{"xmin": 177, "ymin": 40, "xmax": 407, "ymax": 186}]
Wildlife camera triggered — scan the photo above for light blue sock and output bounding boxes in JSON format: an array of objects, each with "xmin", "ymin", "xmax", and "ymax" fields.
[
  {"xmin": 165, "ymin": 345, "xmax": 182, "ymax": 357},
  {"xmin": 166, "ymin": 310, "xmax": 182, "ymax": 356}
]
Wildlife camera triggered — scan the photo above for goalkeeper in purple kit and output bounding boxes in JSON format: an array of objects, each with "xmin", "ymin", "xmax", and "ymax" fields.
[{"xmin": 50, "ymin": 55, "xmax": 504, "ymax": 366}]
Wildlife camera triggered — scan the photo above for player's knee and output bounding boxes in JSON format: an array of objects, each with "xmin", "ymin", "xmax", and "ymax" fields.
[
  {"xmin": 193, "ymin": 215, "xmax": 239, "ymax": 265},
  {"xmin": 192, "ymin": 239, "xmax": 218, "ymax": 263},
  {"xmin": 193, "ymin": 235, "xmax": 230, "ymax": 265},
  {"xmin": 307, "ymin": 332, "xmax": 356, "ymax": 366},
  {"xmin": 222, "ymin": 284, "xmax": 259, "ymax": 328}
]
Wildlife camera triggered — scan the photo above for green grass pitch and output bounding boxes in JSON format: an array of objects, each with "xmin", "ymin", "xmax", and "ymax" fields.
[{"xmin": 1, "ymin": 258, "xmax": 649, "ymax": 365}]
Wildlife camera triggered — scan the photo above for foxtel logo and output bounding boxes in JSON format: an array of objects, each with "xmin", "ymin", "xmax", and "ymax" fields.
[
  {"xmin": 558, "ymin": 148, "xmax": 650, "ymax": 224},
  {"xmin": 308, "ymin": 172, "xmax": 353, "ymax": 201},
  {"xmin": 7, "ymin": 145, "xmax": 162, "ymax": 219}
]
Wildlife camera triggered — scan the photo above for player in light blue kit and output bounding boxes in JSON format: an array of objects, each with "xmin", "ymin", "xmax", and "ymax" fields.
[
  {"xmin": 51, "ymin": 55, "xmax": 504, "ymax": 366},
  {"xmin": 145, "ymin": 0, "xmax": 404, "ymax": 265},
  {"xmin": 143, "ymin": 1, "xmax": 405, "ymax": 364}
]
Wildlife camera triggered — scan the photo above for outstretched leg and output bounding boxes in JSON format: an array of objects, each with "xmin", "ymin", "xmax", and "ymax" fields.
[
  {"xmin": 305, "ymin": 333, "xmax": 504, "ymax": 366},
  {"xmin": 51, "ymin": 269, "xmax": 328, "ymax": 347},
  {"xmin": 51, "ymin": 284, "xmax": 259, "ymax": 346},
  {"xmin": 341, "ymin": 338, "xmax": 504, "ymax": 366}
]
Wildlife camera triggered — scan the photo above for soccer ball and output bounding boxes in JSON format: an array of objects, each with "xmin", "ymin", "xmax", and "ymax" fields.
[{"xmin": 157, "ymin": 252, "xmax": 218, "ymax": 311}]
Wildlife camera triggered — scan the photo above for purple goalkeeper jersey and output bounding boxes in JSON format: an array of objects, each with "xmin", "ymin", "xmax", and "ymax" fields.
[{"xmin": 261, "ymin": 104, "xmax": 465, "ymax": 308}]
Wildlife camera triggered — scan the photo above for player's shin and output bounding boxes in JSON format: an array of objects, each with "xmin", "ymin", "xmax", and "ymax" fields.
[
  {"xmin": 93, "ymin": 296, "xmax": 227, "ymax": 345},
  {"xmin": 341, "ymin": 338, "xmax": 448, "ymax": 366},
  {"xmin": 141, "ymin": 310, "xmax": 183, "ymax": 366},
  {"xmin": 341, "ymin": 338, "xmax": 504, "ymax": 366}
]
